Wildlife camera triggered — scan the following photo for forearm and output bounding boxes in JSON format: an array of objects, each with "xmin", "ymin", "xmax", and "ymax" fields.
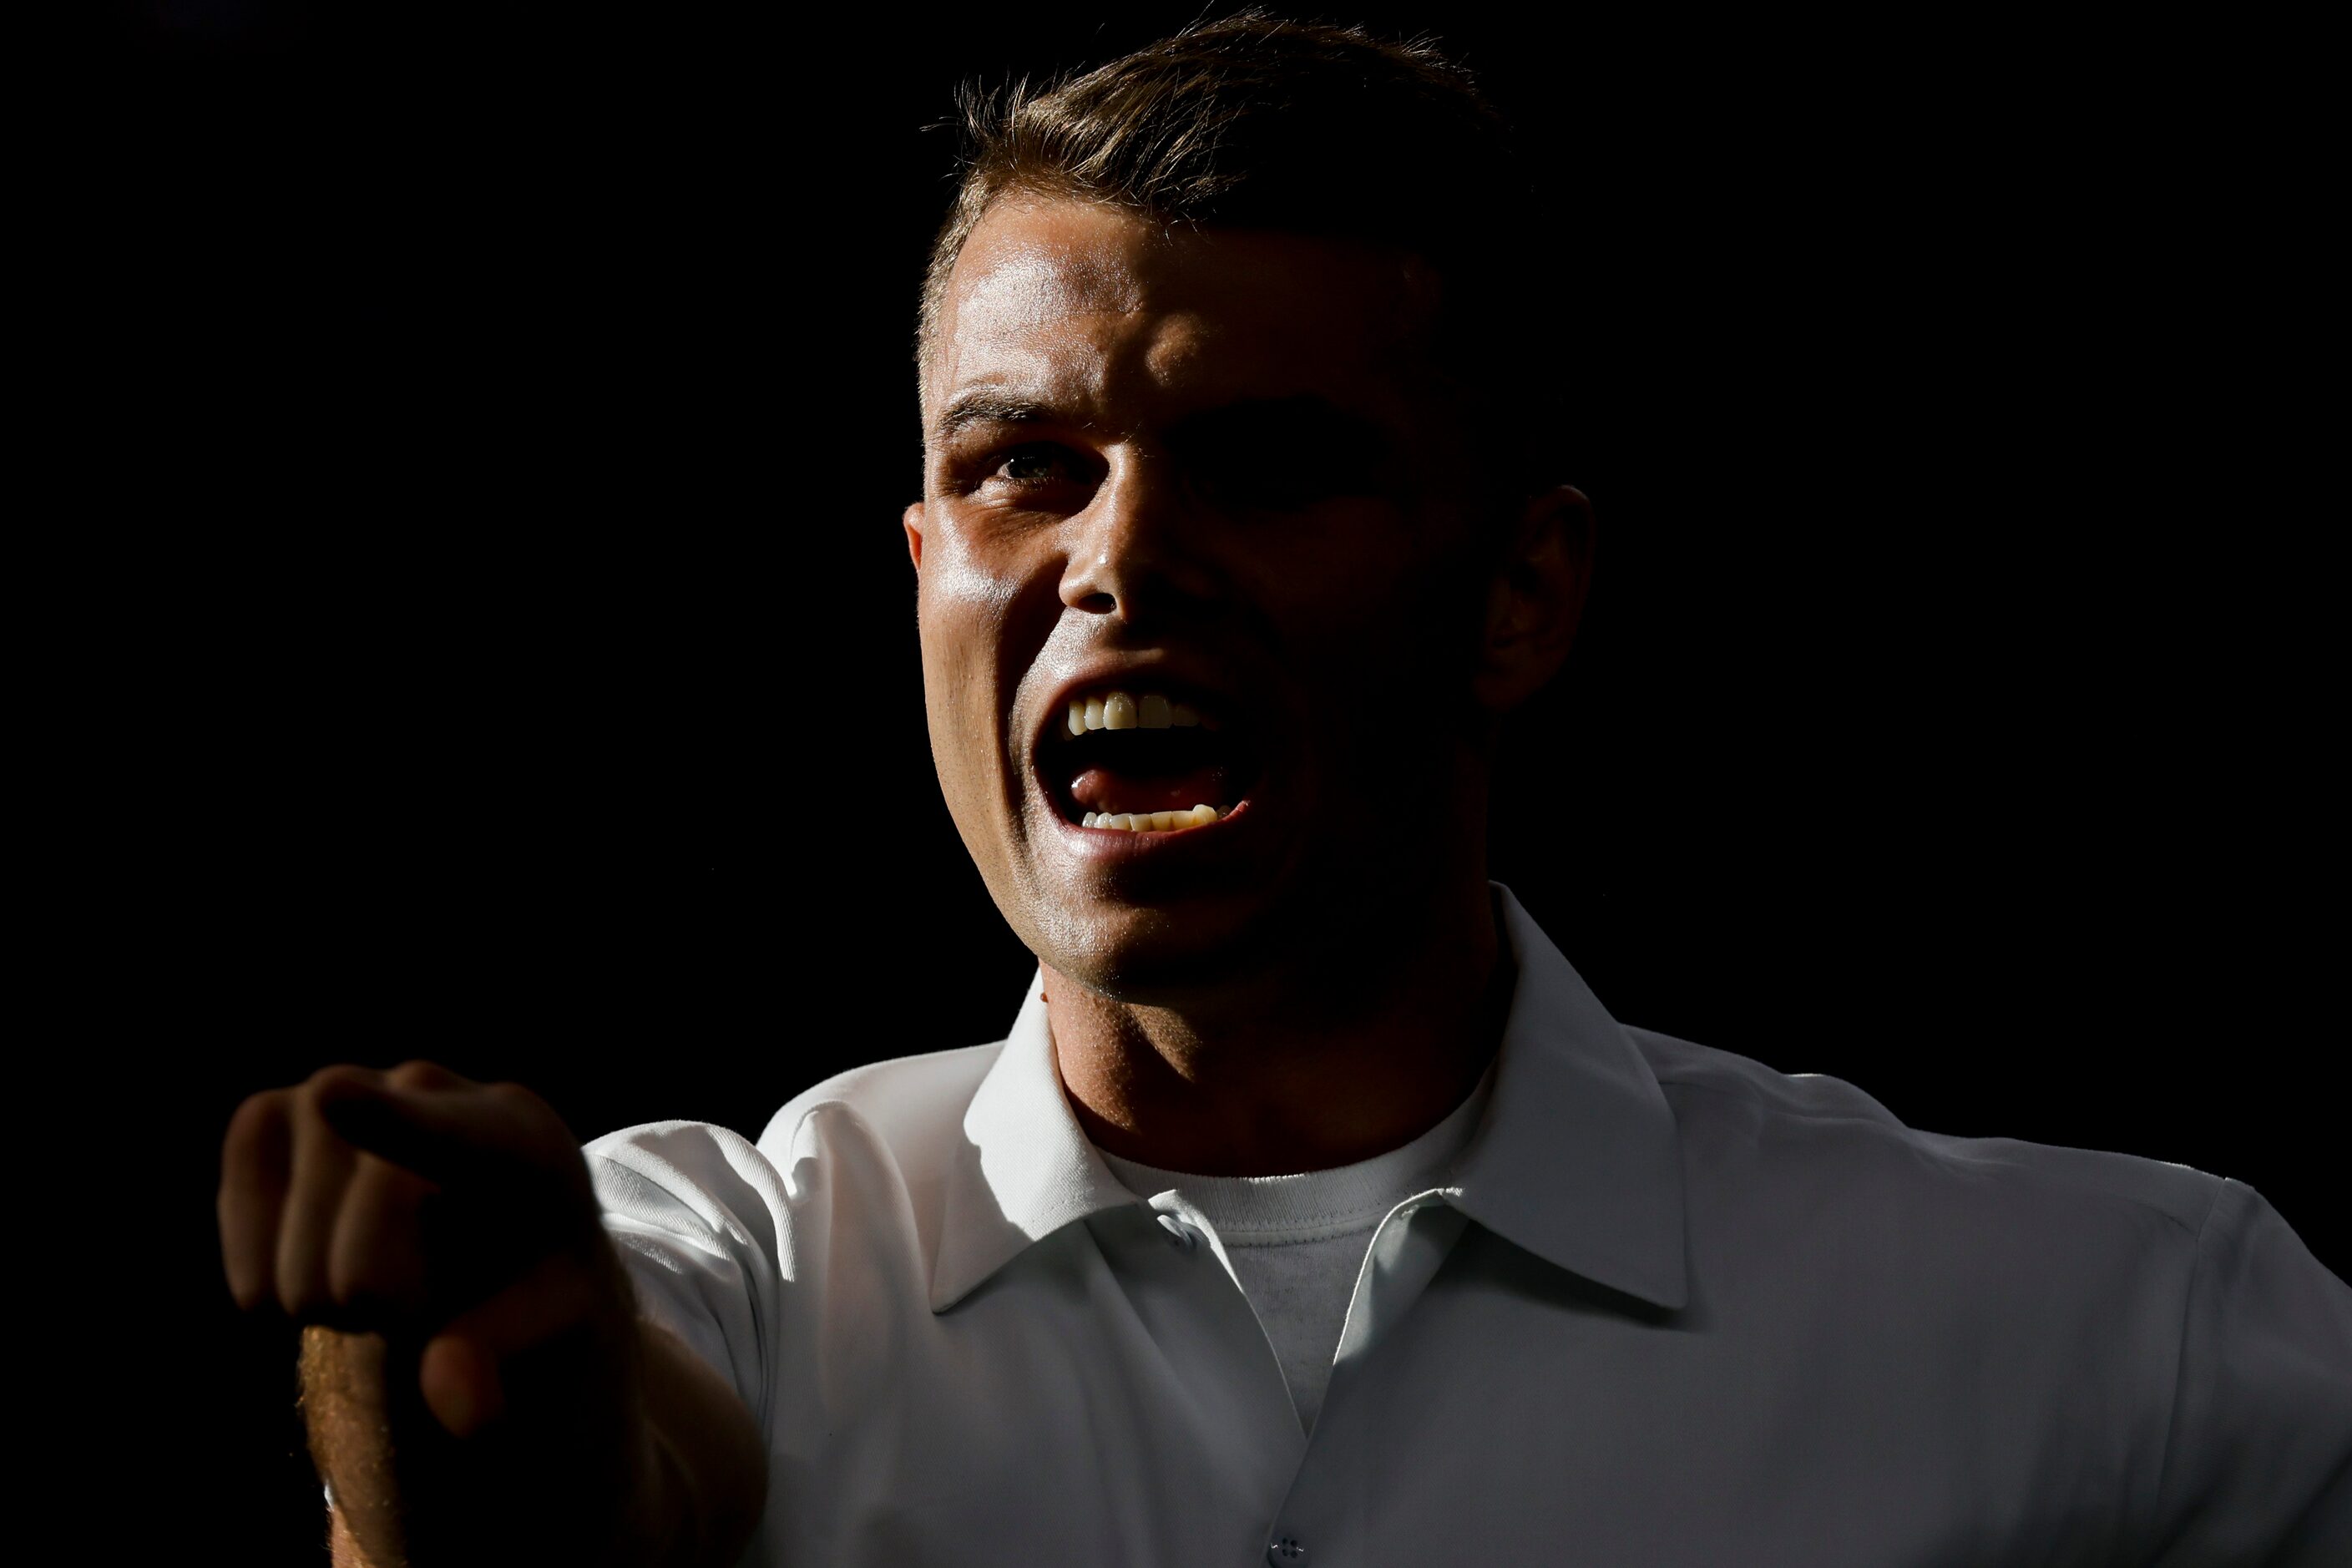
[
  {"xmin": 301, "ymin": 1305, "xmax": 655, "ymax": 1568},
  {"xmin": 302, "ymin": 1313, "xmax": 762, "ymax": 1568}
]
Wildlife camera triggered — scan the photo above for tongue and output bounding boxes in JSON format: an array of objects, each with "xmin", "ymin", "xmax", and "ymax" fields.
[{"xmin": 1070, "ymin": 764, "xmax": 1229, "ymax": 816}]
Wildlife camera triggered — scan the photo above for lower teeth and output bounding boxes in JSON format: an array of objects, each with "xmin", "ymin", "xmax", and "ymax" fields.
[{"xmin": 1083, "ymin": 805, "xmax": 1222, "ymax": 832}]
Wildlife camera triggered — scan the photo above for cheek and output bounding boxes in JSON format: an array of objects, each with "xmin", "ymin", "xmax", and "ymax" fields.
[
  {"xmin": 919, "ymin": 529, "xmax": 1017, "ymax": 675},
  {"xmin": 915, "ymin": 524, "xmax": 1047, "ymax": 783},
  {"xmin": 922, "ymin": 516, "xmax": 1027, "ymax": 613}
]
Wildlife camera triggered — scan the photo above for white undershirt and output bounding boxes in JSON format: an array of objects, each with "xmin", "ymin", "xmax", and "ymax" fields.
[{"xmin": 1095, "ymin": 1057, "xmax": 1499, "ymax": 1436}]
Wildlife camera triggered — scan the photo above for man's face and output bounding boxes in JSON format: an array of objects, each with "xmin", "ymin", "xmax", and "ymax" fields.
[{"xmin": 907, "ymin": 196, "xmax": 1508, "ymax": 1001}]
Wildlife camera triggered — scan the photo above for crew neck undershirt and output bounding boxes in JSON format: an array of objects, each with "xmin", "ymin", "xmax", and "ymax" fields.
[{"xmin": 1094, "ymin": 1056, "xmax": 1500, "ymax": 1436}]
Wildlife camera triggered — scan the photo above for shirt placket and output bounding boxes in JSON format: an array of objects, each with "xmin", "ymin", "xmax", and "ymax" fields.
[
  {"xmin": 1090, "ymin": 1189, "xmax": 1311, "ymax": 1564},
  {"xmin": 1256, "ymin": 1187, "xmax": 1471, "ymax": 1568},
  {"xmin": 1143, "ymin": 1189, "xmax": 1308, "ymax": 1427}
]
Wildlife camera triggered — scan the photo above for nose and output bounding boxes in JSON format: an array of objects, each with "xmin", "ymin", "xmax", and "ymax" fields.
[{"xmin": 1058, "ymin": 452, "xmax": 1222, "ymax": 627}]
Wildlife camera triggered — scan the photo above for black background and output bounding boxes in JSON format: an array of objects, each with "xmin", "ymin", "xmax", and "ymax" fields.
[{"xmin": 93, "ymin": 4, "xmax": 2334, "ymax": 1560}]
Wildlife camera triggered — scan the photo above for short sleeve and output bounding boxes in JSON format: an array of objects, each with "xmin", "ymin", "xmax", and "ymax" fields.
[
  {"xmin": 2148, "ymin": 1179, "xmax": 2352, "ymax": 1565},
  {"xmin": 584, "ymin": 1119, "xmax": 796, "ymax": 1441}
]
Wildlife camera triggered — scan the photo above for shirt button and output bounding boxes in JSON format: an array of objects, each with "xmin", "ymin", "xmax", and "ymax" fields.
[
  {"xmin": 1267, "ymin": 1537, "xmax": 1308, "ymax": 1565},
  {"xmin": 1156, "ymin": 1213, "xmax": 1198, "ymax": 1253}
]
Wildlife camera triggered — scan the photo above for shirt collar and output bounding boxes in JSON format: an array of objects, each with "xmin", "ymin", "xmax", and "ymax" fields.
[
  {"xmin": 1449, "ymin": 884, "xmax": 1690, "ymax": 1310},
  {"xmin": 929, "ymin": 975, "xmax": 1136, "ymax": 1313},
  {"xmin": 928, "ymin": 882, "xmax": 1689, "ymax": 1314}
]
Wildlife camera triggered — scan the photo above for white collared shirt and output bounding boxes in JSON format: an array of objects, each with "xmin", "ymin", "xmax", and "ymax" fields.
[
  {"xmin": 1096, "ymin": 1052, "xmax": 1499, "ymax": 1439},
  {"xmin": 587, "ymin": 885, "xmax": 2351, "ymax": 1566}
]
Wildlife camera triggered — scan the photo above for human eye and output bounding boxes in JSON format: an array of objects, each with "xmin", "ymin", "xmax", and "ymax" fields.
[
  {"xmin": 994, "ymin": 444, "xmax": 1074, "ymax": 484},
  {"xmin": 967, "ymin": 442, "xmax": 1105, "ymax": 509}
]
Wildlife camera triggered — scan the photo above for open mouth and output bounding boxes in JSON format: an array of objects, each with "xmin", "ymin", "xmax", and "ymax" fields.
[{"xmin": 1036, "ymin": 685, "xmax": 1265, "ymax": 835}]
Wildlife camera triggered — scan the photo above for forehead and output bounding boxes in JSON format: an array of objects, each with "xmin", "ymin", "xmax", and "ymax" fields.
[{"xmin": 926, "ymin": 196, "xmax": 1445, "ymax": 433}]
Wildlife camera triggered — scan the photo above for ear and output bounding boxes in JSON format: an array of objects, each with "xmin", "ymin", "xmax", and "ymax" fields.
[
  {"xmin": 903, "ymin": 502, "xmax": 926, "ymax": 573},
  {"xmin": 1471, "ymin": 485, "xmax": 1596, "ymax": 711}
]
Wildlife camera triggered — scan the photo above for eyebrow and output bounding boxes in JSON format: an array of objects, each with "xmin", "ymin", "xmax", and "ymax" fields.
[
  {"xmin": 935, "ymin": 390, "xmax": 1383, "ymax": 448},
  {"xmin": 933, "ymin": 391, "xmax": 1060, "ymax": 444}
]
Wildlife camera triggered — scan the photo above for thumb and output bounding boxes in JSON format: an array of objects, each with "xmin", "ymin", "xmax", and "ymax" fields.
[
  {"xmin": 417, "ymin": 1251, "xmax": 614, "ymax": 1438},
  {"xmin": 317, "ymin": 1077, "xmax": 561, "ymax": 1191},
  {"xmin": 419, "ymin": 1331, "xmax": 505, "ymax": 1439}
]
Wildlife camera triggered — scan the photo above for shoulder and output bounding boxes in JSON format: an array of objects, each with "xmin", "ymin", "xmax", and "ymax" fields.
[
  {"xmin": 1626, "ymin": 1024, "xmax": 2222, "ymax": 1242},
  {"xmin": 751, "ymin": 1039, "xmax": 1004, "ymax": 1181},
  {"xmin": 581, "ymin": 1041, "xmax": 1006, "ymax": 1233}
]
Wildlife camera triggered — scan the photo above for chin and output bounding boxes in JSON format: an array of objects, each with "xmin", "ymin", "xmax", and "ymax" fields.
[{"xmin": 1029, "ymin": 883, "xmax": 1300, "ymax": 1006}]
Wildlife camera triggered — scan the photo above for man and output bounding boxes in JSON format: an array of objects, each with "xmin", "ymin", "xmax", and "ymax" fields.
[{"xmin": 220, "ymin": 14, "xmax": 2350, "ymax": 1566}]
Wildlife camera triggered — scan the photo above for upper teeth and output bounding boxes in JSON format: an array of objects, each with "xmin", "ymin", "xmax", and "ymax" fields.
[{"xmin": 1067, "ymin": 690, "xmax": 1204, "ymax": 736}]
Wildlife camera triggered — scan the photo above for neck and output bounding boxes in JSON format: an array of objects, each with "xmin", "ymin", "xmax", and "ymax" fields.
[{"xmin": 1045, "ymin": 876, "xmax": 1511, "ymax": 1176}]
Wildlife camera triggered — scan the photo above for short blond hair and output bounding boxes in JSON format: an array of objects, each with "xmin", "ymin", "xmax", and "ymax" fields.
[{"xmin": 915, "ymin": 8, "xmax": 1564, "ymax": 494}]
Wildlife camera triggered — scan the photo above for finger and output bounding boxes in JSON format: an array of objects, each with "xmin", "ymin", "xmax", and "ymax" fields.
[
  {"xmin": 220, "ymin": 1090, "xmax": 295, "ymax": 1311},
  {"xmin": 382, "ymin": 1059, "xmax": 473, "ymax": 1095},
  {"xmin": 326, "ymin": 1151, "xmax": 439, "ymax": 1322},
  {"xmin": 316, "ymin": 1078, "xmax": 564, "ymax": 1190},
  {"xmin": 277, "ymin": 1086, "xmax": 362, "ymax": 1320},
  {"xmin": 416, "ymin": 1252, "xmax": 610, "ymax": 1438}
]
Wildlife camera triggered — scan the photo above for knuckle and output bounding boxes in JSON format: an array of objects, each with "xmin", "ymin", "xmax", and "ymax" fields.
[
  {"xmin": 300, "ymin": 1064, "xmax": 378, "ymax": 1105},
  {"xmin": 225, "ymin": 1089, "xmax": 291, "ymax": 1146},
  {"xmin": 387, "ymin": 1059, "xmax": 457, "ymax": 1090}
]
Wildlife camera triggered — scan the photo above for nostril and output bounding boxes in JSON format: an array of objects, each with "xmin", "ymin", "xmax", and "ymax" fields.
[{"xmin": 1075, "ymin": 591, "xmax": 1117, "ymax": 613}]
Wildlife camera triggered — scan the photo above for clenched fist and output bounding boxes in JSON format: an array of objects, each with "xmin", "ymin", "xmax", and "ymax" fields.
[{"xmin": 217, "ymin": 1060, "xmax": 627, "ymax": 1439}]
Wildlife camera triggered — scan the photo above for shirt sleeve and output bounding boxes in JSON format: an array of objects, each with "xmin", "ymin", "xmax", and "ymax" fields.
[
  {"xmin": 2147, "ymin": 1178, "xmax": 2352, "ymax": 1565},
  {"xmin": 582, "ymin": 1119, "xmax": 796, "ymax": 1443}
]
